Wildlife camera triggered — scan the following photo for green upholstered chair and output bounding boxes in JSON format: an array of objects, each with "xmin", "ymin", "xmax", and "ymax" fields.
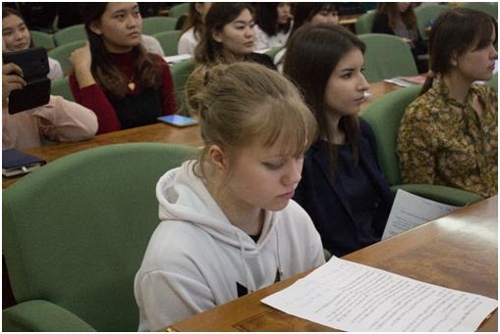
[
  {"xmin": 456, "ymin": 2, "xmax": 497, "ymax": 20},
  {"xmin": 48, "ymin": 40, "xmax": 86, "ymax": 76},
  {"xmin": 3, "ymin": 143, "xmax": 198, "ymax": 332},
  {"xmin": 361, "ymin": 85, "xmax": 483, "ymax": 206},
  {"xmin": 488, "ymin": 72, "xmax": 498, "ymax": 91},
  {"xmin": 414, "ymin": 4, "xmax": 448, "ymax": 41},
  {"xmin": 354, "ymin": 10, "xmax": 376, "ymax": 35},
  {"xmin": 169, "ymin": 58, "xmax": 196, "ymax": 115},
  {"xmin": 31, "ymin": 30, "xmax": 56, "ymax": 51},
  {"xmin": 153, "ymin": 30, "xmax": 181, "ymax": 56},
  {"xmin": 358, "ymin": 33, "xmax": 419, "ymax": 83},
  {"xmin": 168, "ymin": 3, "xmax": 189, "ymax": 18},
  {"xmin": 51, "ymin": 76, "xmax": 74, "ymax": 102},
  {"xmin": 53, "ymin": 24, "xmax": 86, "ymax": 46},
  {"xmin": 142, "ymin": 16, "xmax": 178, "ymax": 35}
]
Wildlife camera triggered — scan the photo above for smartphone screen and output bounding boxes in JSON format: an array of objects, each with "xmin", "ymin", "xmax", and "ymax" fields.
[{"xmin": 157, "ymin": 115, "xmax": 199, "ymax": 127}]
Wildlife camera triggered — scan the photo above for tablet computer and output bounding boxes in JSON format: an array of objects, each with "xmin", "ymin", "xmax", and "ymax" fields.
[
  {"xmin": 3, "ymin": 46, "xmax": 51, "ymax": 114},
  {"xmin": 158, "ymin": 115, "xmax": 199, "ymax": 127}
]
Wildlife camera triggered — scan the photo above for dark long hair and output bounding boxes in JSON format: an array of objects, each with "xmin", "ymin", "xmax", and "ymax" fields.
[
  {"xmin": 284, "ymin": 24, "xmax": 365, "ymax": 170},
  {"xmin": 291, "ymin": 3, "xmax": 338, "ymax": 36},
  {"xmin": 376, "ymin": 3, "xmax": 417, "ymax": 31},
  {"xmin": 255, "ymin": 3, "xmax": 292, "ymax": 37},
  {"xmin": 79, "ymin": 3, "xmax": 162, "ymax": 99},
  {"xmin": 421, "ymin": 7, "xmax": 498, "ymax": 95},
  {"xmin": 194, "ymin": 3, "xmax": 255, "ymax": 65},
  {"xmin": 180, "ymin": 3, "xmax": 206, "ymax": 40}
]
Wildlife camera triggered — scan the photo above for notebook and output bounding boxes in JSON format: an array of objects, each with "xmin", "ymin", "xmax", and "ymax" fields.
[{"xmin": 2, "ymin": 148, "xmax": 46, "ymax": 177}]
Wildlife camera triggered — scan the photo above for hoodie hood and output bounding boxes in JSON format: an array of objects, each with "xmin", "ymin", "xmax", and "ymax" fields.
[{"xmin": 156, "ymin": 160, "xmax": 277, "ymax": 252}]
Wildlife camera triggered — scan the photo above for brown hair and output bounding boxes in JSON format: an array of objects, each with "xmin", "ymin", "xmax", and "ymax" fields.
[
  {"xmin": 420, "ymin": 7, "xmax": 498, "ymax": 95},
  {"xmin": 79, "ymin": 3, "xmax": 162, "ymax": 99},
  {"xmin": 284, "ymin": 24, "xmax": 365, "ymax": 171},
  {"xmin": 185, "ymin": 62, "xmax": 317, "ymax": 180},
  {"xmin": 376, "ymin": 3, "xmax": 417, "ymax": 31}
]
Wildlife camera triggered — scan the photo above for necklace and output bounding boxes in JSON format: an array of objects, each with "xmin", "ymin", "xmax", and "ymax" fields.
[{"xmin": 127, "ymin": 73, "xmax": 136, "ymax": 91}]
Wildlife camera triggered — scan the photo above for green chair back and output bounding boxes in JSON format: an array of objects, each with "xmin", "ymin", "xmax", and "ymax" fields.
[
  {"xmin": 53, "ymin": 24, "xmax": 86, "ymax": 46},
  {"xmin": 169, "ymin": 58, "xmax": 196, "ymax": 115},
  {"xmin": 488, "ymin": 72, "xmax": 498, "ymax": 91},
  {"xmin": 48, "ymin": 40, "xmax": 86, "ymax": 76},
  {"xmin": 361, "ymin": 86, "xmax": 483, "ymax": 206},
  {"xmin": 361, "ymin": 85, "xmax": 422, "ymax": 185},
  {"xmin": 456, "ymin": 2, "xmax": 497, "ymax": 20},
  {"xmin": 142, "ymin": 16, "xmax": 178, "ymax": 35},
  {"xmin": 153, "ymin": 30, "xmax": 181, "ymax": 56},
  {"xmin": 31, "ymin": 30, "xmax": 55, "ymax": 51},
  {"xmin": 51, "ymin": 76, "xmax": 74, "ymax": 102},
  {"xmin": 168, "ymin": 3, "xmax": 189, "ymax": 18},
  {"xmin": 358, "ymin": 33, "xmax": 419, "ymax": 83},
  {"xmin": 414, "ymin": 4, "xmax": 448, "ymax": 41},
  {"xmin": 3, "ymin": 143, "xmax": 198, "ymax": 332},
  {"xmin": 355, "ymin": 10, "xmax": 376, "ymax": 35}
]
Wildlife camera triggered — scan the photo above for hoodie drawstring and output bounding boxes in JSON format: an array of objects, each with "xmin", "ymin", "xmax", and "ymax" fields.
[{"xmin": 275, "ymin": 228, "xmax": 283, "ymax": 281}]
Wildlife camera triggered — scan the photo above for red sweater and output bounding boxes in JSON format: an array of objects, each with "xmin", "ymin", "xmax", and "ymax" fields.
[{"xmin": 69, "ymin": 51, "xmax": 176, "ymax": 134}]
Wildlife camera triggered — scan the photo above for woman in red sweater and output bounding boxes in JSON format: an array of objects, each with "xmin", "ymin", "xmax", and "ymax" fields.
[{"xmin": 69, "ymin": 2, "xmax": 176, "ymax": 134}]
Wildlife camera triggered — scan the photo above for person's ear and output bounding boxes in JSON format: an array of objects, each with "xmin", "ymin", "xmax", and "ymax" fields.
[
  {"xmin": 208, "ymin": 145, "xmax": 229, "ymax": 172},
  {"xmin": 212, "ymin": 29, "xmax": 223, "ymax": 43},
  {"xmin": 450, "ymin": 51, "xmax": 459, "ymax": 67},
  {"xmin": 89, "ymin": 21, "xmax": 102, "ymax": 35}
]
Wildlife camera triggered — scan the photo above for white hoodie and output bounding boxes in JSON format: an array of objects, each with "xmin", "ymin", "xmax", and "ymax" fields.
[{"xmin": 134, "ymin": 160, "xmax": 325, "ymax": 331}]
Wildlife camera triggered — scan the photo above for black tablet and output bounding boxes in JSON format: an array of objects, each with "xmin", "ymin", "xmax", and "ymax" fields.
[{"xmin": 3, "ymin": 46, "xmax": 51, "ymax": 114}]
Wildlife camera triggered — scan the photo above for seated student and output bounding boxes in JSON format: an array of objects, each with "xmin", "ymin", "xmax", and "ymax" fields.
[
  {"xmin": 178, "ymin": 2, "xmax": 212, "ymax": 56},
  {"xmin": 397, "ymin": 8, "xmax": 498, "ymax": 198},
  {"xmin": 2, "ymin": 7, "xmax": 63, "ymax": 81},
  {"xmin": 134, "ymin": 62, "xmax": 325, "ymax": 331},
  {"xmin": 274, "ymin": 2, "xmax": 339, "ymax": 72},
  {"xmin": 253, "ymin": 2, "xmax": 293, "ymax": 51},
  {"xmin": 194, "ymin": 3, "xmax": 276, "ymax": 69},
  {"xmin": 3, "ymin": 63, "xmax": 98, "ymax": 150},
  {"xmin": 69, "ymin": 2, "xmax": 177, "ymax": 134},
  {"xmin": 284, "ymin": 24, "xmax": 394, "ymax": 257},
  {"xmin": 372, "ymin": 2, "xmax": 428, "ymax": 73}
]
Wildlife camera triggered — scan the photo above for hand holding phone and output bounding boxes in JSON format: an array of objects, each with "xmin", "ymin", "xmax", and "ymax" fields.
[
  {"xmin": 3, "ymin": 46, "xmax": 51, "ymax": 114},
  {"xmin": 2, "ymin": 63, "xmax": 26, "ymax": 100}
]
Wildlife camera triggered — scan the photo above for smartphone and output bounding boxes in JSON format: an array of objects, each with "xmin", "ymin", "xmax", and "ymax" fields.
[
  {"xmin": 3, "ymin": 46, "xmax": 51, "ymax": 114},
  {"xmin": 158, "ymin": 115, "xmax": 199, "ymax": 127}
]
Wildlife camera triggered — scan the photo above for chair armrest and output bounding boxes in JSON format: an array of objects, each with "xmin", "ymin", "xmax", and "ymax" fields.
[
  {"xmin": 2, "ymin": 300, "xmax": 96, "ymax": 332},
  {"xmin": 390, "ymin": 184, "xmax": 483, "ymax": 207}
]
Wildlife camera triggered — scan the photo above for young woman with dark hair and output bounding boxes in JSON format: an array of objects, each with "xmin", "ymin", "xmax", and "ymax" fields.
[
  {"xmin": 69, "ymin": 2, "xmax": 176, "ymax": 134},
  {"xmin": 397, "ymin": 8, "xmax": 498, "ymax": 198},
  {"xmin": 284, "ymin": 24, "xmax": 393, "ymax": 257}
]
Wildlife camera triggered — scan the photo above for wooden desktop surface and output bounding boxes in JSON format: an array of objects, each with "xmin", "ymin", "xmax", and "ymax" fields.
[
  {"xmin": 2, "ymin": 122, "xmax": 203, "ymax": 189},
  {"xmin": 2, "ymin": 81, "xmax": 402, "ymax": 189},
  {"xmin": 167, "ymin": 195, "xmax": 498, "ymax": 332}
]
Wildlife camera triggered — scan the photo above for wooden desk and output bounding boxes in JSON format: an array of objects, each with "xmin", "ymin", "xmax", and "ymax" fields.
[
  {"xmin": 167, "ymin": 196, "xmax": 498, "ymax": 332},
  {"xmin": 2, "ymin": 81, "xmax": 399, "ymax": 189},
  {"xmin": 2, "ymin": 123, "xmax": 203, "ymax": 189}
]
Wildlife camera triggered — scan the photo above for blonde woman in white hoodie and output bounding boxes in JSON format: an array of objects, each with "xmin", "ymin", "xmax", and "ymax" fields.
[{"xmin": 134, "ymin": 62, "xmax": 325, "ymax": 331}]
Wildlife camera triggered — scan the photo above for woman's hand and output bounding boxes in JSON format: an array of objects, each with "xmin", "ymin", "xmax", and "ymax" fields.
[
  {"xmin": 70, "ymin": 42, "xmax": 96, "ymax": 88},
  {"xmin": 2, "ymin": 63, "xmax": 26, "ymax": 100}
]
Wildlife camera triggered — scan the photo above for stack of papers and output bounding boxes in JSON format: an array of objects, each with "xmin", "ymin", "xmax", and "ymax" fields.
[{"xmin": 262, "ymin": 257, "xmax": 497, "ymax": 332}]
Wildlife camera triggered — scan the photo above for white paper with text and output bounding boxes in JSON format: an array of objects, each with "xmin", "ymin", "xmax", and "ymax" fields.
[
  {"xmin": 262, "ymin": 257, "xmax": 497, "ymax": 332},
  {"xmin": 382, "ymin": 189, "xmax": 458, "ymax": 240}
]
